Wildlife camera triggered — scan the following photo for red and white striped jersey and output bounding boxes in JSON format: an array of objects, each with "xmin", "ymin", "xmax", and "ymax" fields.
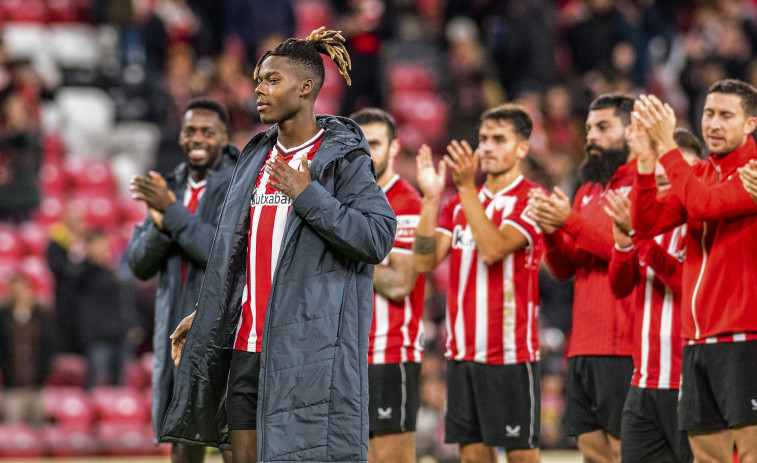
[
  {"xmin": 369, "ymin": 175, "xmax": 425, "ymax": 364},
  {"xmin": 631, "ymin": 227, "xmax": 685, "ymax": 389},
  {"xmin": 436, "ymin": 176, "xmax": 544, "ymax": 365},
  {"xmin": 234, "ymin": 130, "xmax": 324, "ymax": 352}
]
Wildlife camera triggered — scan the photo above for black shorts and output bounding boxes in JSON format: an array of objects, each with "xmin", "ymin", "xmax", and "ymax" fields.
[
  {"xmin": 679, "ymin": 340, "xmax": 757, "ymax": 432},
  {"xmin": 622, "ymin": 386, "xmax": 692, "ymax": 463},
  {"xmin": 368, "ymin": 362, "xmax": 421, "ymax": 434},
  {"xmin": 563, "ymin": 355, "xmax": 633, "ymax": 438},
  {"xmin": 444, "ymin": 360, "xmax": 540, "ymax": 450},
  {"xmin": 226, "ymin": 350, "xmax": 261, "ymax": 430}
]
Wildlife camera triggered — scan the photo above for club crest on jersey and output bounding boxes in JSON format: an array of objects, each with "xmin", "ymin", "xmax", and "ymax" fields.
[
  {"xmin": 452, "ymin": 225, "xmax": 476, "ymax": 250},
  {"xmin": 252, "ymin": 191, "xmax": 292, "ymax": 207},
  {"xmin": 485, "ymin": 195, "xmax": 517, "ymax": 219}
]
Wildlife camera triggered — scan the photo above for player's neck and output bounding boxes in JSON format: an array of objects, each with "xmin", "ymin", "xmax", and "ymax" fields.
[
  {"xmin": 277, "ymin": 111, "xmax": 320, "ymax": 150},
  {"xmin": 188, "ymin": 167, "xmax": 206, "ymax": 184},
  {"xmin": 485, "ymin": 167, "xmax": 521, "ymax": 193},
  {"xmin": 376, "ymin": 167, "xmax": 396, "ymax": 189}
]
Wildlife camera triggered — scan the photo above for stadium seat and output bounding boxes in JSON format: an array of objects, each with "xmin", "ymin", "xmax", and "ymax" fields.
[
  {"xmin": 1, "ymin": 24, "xmax": 49, "ymax": 60},
  {"xmin": 95, "ymin": 422, "xmax": 156, "ymax": 456},
  {"xmin": 0, "ymin": 260, "xmax": 19, "ymax": 300},
  {"xmin": 39, "ymin": 161, "xmax": 66, "ymax": 197},
  {"xmin": 42, "ymin": 424, "xmax": 99, "ymax": 457},
  {"xmin": 0, "ymin": 225, "xmax": 22, "ymax": 261},
  {"xmin": 19, "ymin": 255, "xmax": 54, "ymax": 303},
  {"xmin": 48, "ymin": 25, "xmax": 101, "ymax": 69},
  {"xmin": 42, "ymin": 386, "xmax": 95, "ymax": 431},
  {"xmin": 55, "ymin": 86, "xmax": 116, "ymax": 158},
  {"xmin": 294, "ymin": 0, "xmax": 333, "ymax": 38},
  {"xmin": 91, "ymin": 386, "xmax": 150, "ymax": 424},
  {"xmin": 68, "ymin": 194, "xmax": 118, "ymax": 228},
  {"xmin": 45, "ymin": 354, "xmax": 89, "ymax": 388},
  {"xmin": 32, "ymin": 195, "xmax": 65, "ymax": 226},
  {"xmin": 47, "ymin": 0, "xmax": 85, "ymax": 23},
  {"xmin": 117, "ymin": 196, "xmax": 147, "ymax": 226},
  {"xmin": 123, "ymin": 359, "xmax": 151, "ymax": 391},
  {"xmin": 0, "ymin": 0, "xmax": 48, "ymax": 23},
  {"xmin": 65, "ymin": 157, "xmax": 117, "ymax": 195},
  {"xmin": 388, "ymin": 63, "xmax": 438, "ymax": 93},
  {"xmin": 0, "ymin": 424, "xmax": 45, "ymax": 458},
  {"xmin": 18, "ymin": 221, "xmax": 49, "ymax": 257}
]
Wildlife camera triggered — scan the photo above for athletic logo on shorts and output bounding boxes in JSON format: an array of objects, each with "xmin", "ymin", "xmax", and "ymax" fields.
[
  {"xmin": 378, "ymin": 407, "xmax": 393, "ymax": 419},
  {"xmin": 751, "ymin": 399, "xmax": 757, "ymax": 411},
  {"xmin": 505, "ymin": 425, "xmax": 521, "ymax": 437}
]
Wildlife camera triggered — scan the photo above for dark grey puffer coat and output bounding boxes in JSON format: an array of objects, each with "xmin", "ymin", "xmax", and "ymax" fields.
[
  {"xmin": 126, "ymin": 146, "xmax": 238, "ymax": 440},
  {"xmin": 160, "ymin": 115, "xmax": 396, "ymax": 463}
]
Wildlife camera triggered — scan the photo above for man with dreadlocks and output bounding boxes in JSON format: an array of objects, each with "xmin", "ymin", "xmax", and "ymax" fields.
[{"xmin": 160, "ymin": 28, "xmax": 396, "ymax": 463}]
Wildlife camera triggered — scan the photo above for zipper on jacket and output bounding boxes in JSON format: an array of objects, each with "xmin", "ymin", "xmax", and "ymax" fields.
[
  {"xmin": 691, "ymin": 222, "xmax": 707, "ymax": 339},
  {"xmin": 334, "ymin": 271, "xmax": 350, "ymax": 345}
]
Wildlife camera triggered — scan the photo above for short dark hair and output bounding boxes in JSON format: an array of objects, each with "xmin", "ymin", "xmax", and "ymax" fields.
[
  {"xmin": 253, "ymin": 27, "xmax": 352, "ymax": 94},
  {"xmin": 184, "ymin": 97, "xmax": 229, "ymax": 127},
  {"xmin": 350, "ymin": 107, "xmax": 397, "ymax": 141},
  {"xmin": 706, "ymin": 78, "xmax": 757, "ymax": 117},
  {"xmin": 673, "ymin": 128, "xmax": 703, "ymax": 159},
  {"xmin": 589, "ymin": 93, "xmax": 635, "ymax": 125},
  {"xmin": 480, "ymin": 103, "xmax": 533, "ymax": 140}
]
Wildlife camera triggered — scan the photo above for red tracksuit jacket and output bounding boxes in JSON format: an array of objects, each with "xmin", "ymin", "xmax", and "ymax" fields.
[
  {"xmin": 543, "ymin": 162, "xmax": 636, "ymax": 357},
  {"xmin": 631, "ymin": 136, "xmax": 757, "ymax": 341}
]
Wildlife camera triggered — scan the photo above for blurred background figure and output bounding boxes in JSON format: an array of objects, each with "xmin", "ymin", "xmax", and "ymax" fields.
[
  {"xmin": 71, "ymin": 228, "xmax": 143, "ymax": 388},
  {"xmin": 0, "ymin": 272, "xmax": 57, "ymax": 425}
]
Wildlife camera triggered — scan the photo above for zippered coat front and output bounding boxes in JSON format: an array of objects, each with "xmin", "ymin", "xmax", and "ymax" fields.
[{"xmin": 159, "ymin": 115, "xmax": 396, "ymax": 463}]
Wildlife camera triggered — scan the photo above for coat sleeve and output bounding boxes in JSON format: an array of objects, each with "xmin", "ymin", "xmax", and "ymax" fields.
[
  {"xmin": 292, "ymin": 152, "xmax": 396, "ymax": 264},
  {"xmin": 561, "ymin": 211, "xmax": 615, "ymax": 261},
  {"xmin": 161, "ymin": 201, "xmax": 220, "ymax": 267},
  {"xmin": 125, "ymin": 217, "xmax": 175, "ymax": 280},
  {"xmin": 661, "ymin": 148, "xmax": 757, "ymax": 220},
  {"xmin": 542, "ymin": 229, "xmax": 582, "ymax": 280},
  {"xmin": 636, "ymin": 239, "xmax": 682, "ymax": 294},
  {"xmin": 608, "ymin": 244, "xmax": 639, "ymax": 299},
  {"xmin": 631, "ymin": 172, "xmax": 686, "ymax": 238}
]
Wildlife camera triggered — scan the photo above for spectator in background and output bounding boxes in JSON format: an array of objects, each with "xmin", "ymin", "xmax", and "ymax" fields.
[
  {"xmin": 72, "ymin": 228, "xmax": 143, "ymax": 388},
  {"xmin": 46, "ymin": 203, "xmax": 88, "ymax": 354},
  {"xmin": 224, "ymin": 0, "xmax": 295, "ymax": 65},
  {"xmin": 444, "ymin": 16, "xmax": 505, "ymax": 147},
  {"xmin": 127, "ymin": 98, "xmax": 236, "ymax": 463},
  {"xmin": 143, "ymin": 0, "xmax": 201, "ymax": 78},
  {"xmin": 0, "ymin": 273, "xmax": 57, "ymax": 425},
  {"xmin": 334, "ymin": 0, "xmax": 398, "ymax": 114},
  {"xmin": 0, "ymin": 62, "xmax": 43, "ymax": 223}
]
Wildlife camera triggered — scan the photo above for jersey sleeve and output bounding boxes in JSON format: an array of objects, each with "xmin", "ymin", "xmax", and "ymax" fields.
[
  {"xmin": 436, "ymin": 195, "xmax": 457, "ymax": 237},
  {"xmin": 390, "ymin": 190, "xmax": 422, "ymax": 252},
  {"xmin": 500, "ymin": 186, "xmax": 541, "ymax": 247}
]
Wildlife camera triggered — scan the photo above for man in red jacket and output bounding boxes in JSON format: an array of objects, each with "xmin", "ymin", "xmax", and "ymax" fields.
[
  {"xmin": 528, "ymin": 94, "xmax": 636, "ymax": 463},
  {"xmin": 606, "ymin": 127, "xmax": 701, "ymax": 463},
  {"xmin": 631, "ymin": 79, "xmax": 757, "ymax": 463}
]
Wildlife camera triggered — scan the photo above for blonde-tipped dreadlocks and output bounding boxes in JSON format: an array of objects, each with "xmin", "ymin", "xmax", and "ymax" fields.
[{"xmin": 253, "ymin": 27, "xmax": 352, "ymax": 89}]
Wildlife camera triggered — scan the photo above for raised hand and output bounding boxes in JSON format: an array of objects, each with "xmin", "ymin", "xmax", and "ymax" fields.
[
  {"xmin": 170, "ymin": 310, "xmax": 196, "ymax": 366},
  {"xmin": 627, "ymin": 110, "xmax": 658, "ymax": 175},
  {"xmin": 130, "ymin": 171, "xmax": 177, "ymax": 213},
  {"xmin": 266, "ymin": 153, "xmax": 312, "ymax": 200},
  {"xmin": 738, "ymin": 159, "xmax": 757, "ymax": 203},
  {"xmin": 633, "ymin": 94, "xmax": 677, "ymax": 156},
  {"xmin": 603, "ymin": 188, "xmax": 633, "ymax": 236},
  {"xmin": 527, "ymin": 186, "xmax": 572, "ymax": 233},
  {"xmin": 443, "ymin": 139, "xmax": 478, "ymax": 191},
  {"xmin": 416, "ymin": 143, "xmax": 446, "ymax": 198}
]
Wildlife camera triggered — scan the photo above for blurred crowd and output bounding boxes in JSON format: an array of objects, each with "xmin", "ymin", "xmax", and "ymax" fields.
[{"xmin": 1, "ymin": 0, "xmax": 757, "ymax": 459}]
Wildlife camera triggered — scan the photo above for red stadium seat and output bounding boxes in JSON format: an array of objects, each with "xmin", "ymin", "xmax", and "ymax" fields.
[
  {"xmin": 95, "ymin": 422, "xmax": 155, "ymax": 456},
  {"xmin": 19, "ymin": 255, "xmax": 54, "ymax": 303},
  {"xmin": 32, "ymin": 195, "xmax": 65, "ymax": 227},
  {"xmin": 69, "ymin": 194, "xmax": 118, "ymax": 228},
  {"xmin": 42, "ymin": 386, "xmax": 95, "ymax": 431},
  {"xmin": 39, "ymin": 162, "xmax": 66, "ymax": 197},
  {"xmin": 1, "ymin": 0, "xmax": 48, "ymax": 23},
  {"xmin": 47, "ymin": 0, "xmax": 85, "ymax": 23},
  {"xmin": 41, "ymin": 425, "xmax": 99, "ymax": 457},
  {"xmin": 123, "ymin": 359, "xmax": 151, "ymax": 391},
  {"xmin": 18, "ymin": 221, "xmax": 49, "ymax": 257},
  {"xmin": 117, "ymin": 196, "xmax": 147, "ymax": 226},
  {"xmin": 0, "ymin": 424, "xmax": 45, "ymax": 458},
  {"xmin": 45, "ymin": 354, "xmax": 89, "ymax": 388},
  {"xmin": 66, "ymin": 157, "xmax": 117, "ymax": 195},
  {"xmin": 0, "ymin": 225, "xmax": 21, "ymax": 261},
  {"xmin": 294, "ymin": 0, "xmax": 333, "ymax": 38},
  {"xmin": 388, "ymin": 63, "xmax": 438, "ymax": 93},
  {"xmin": 91, "ymin": 386, "xmax": 150, "ymax": 424}
]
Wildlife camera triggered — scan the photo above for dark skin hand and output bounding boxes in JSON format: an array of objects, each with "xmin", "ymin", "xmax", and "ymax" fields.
[
  {"xmin": 130, "ymin": 171, "xmax": 177, "ymax": 213},
  {"xmin": 266, "ymin": 154, "xmax": 312, "ymax": 199}
]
